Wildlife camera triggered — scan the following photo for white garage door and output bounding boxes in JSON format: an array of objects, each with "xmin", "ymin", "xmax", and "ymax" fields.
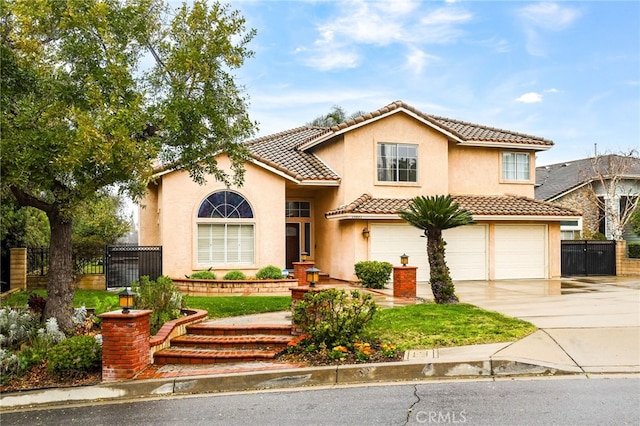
[
  {"xmin": 370, "ymin": 224, "xmax": 487, "ymax": 282},
  {"xmin": 494, "ymin": 225, "xmax": 546, "ymax": 279}
]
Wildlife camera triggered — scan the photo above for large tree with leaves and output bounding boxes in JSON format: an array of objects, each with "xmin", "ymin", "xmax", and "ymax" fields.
[
  {"xmin": 398, "ymin": 195, "xmax": 474, "ymax": 304},
  {"xmin": 1, "ymin": 0, "xmax": 257, "ymax": 330}
]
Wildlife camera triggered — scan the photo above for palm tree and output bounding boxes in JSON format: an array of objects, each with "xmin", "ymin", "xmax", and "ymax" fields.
[{"xmin": 398, "ymin": 195, "xmax": 474, "ymax": 304}]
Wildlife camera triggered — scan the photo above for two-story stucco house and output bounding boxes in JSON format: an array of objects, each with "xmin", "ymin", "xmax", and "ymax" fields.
[{"xmin": 139, "ymin": 101, "xmax": 579, "ymax": 282}]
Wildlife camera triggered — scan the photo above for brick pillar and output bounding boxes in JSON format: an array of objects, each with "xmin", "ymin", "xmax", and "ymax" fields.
[
  {"xmin": 99, "ymin": 310, "xmax": 153, "ymax": 382},
  {"xmin": 10, "ymin": 248, "xmax": 27, "ymax": 291},
  {"xmin": 292, "ymin": 261, "xmax": 315, "ymax": 286},
  {"xmin": 393, "ymin": 266, "xmax": 417, "ymax": 298}
]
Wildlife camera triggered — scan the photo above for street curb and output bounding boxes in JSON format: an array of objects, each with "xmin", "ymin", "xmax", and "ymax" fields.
[{"xmin": 0, "ymin": 358, "xmax": 581, "ymax": 411}]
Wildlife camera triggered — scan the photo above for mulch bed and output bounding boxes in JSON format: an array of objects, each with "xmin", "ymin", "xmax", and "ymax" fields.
[{"xmin": 0, "ymin": 362, "xmax": 102, "ymax": 393}]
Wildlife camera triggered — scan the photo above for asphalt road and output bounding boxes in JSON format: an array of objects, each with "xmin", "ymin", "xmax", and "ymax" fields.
[{"xmin": 3, "ymin": 376, "xmax": 639, "ymax": 425}]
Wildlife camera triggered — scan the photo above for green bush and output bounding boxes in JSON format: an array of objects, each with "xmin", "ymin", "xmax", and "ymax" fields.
[
  {"xmin": 131, "ymin": 276, "xmax": 185, "ymax": 334},
  {"xmin": 256, "ymin": 265, "xmax": 283, "ymax": 280},
  {"xmin": 292, "ymin": 289, "xmax": 378, "ymax": 348},
  {"xmin": 189, "ymin": 270, "xmax": 217, "ymax": 280},
  {"xmin": 47, "ymin": 335, "xmax": 102, "ymax": 376},
  {"xmin": 628, "ymin": 243, "xmax": 640, "ymax": 258},
  {"xmin": 354, "ymin": 260, "xmax": 393, "ymax": 289},
  {"xmin": 223, "ymin": 270, "xmax": 247, "ymax": 280}
]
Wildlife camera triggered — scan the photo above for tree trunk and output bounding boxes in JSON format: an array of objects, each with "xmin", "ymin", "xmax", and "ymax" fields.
[
  {"xmin": 44, "ymin": 207, "xmax": 75, "ymax": 332},
  {"xmin": 426, "ymin": 229, "xmax": 459, "ymax": 304}
]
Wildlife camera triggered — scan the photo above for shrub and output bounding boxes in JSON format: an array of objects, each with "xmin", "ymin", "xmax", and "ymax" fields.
[
  {"xmin": 131, "ymin": 276, "xmax": 185, "ymax": 334},
  {"xmin": 47, "ymin": 335, "xmax": 102, "ymax": 377},
  {"xmin": 0, "ymin": 308, "xmax": 38, "ymax": 350},
  {"xmin": 189, "ymin": 270, "xmax": 217, "ymax": 280},
  {"xmin": 28, "ymin": 293, "xmax": 47, "ymax": 322},
  {"xmin": 354, "ymin": 261, "xmax": 393, "ymax": 289},
  {"xmin": 629, "ymin": 243, "xmax": 640, "ymax": 258},
  {"xmin": 223, "ymin": 270, "xmax": 247, "ymax": 280},
  {"xmin": 292, "ymin": 289, "xmax": 378, "ymax": 348},
  {"xmin": 256, "ymin": 265, "xmax": 283, "ymax": 280}
]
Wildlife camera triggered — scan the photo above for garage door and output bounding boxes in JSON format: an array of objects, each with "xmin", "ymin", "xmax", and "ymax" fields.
[
  {"xmin": 494, "ymin": 225, "xmax": 546, "ymax": 279},
  {"xmin": 370, "ymin": 224, "xmax": 487, "ymax": 282}
]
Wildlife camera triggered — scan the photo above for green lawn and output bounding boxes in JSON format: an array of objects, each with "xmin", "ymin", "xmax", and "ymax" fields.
[
  {"xmin": 1, "ymin": 290, "xmax": 535, "ymax": 350},
  {"xmin": 184, "ymin": 295, "xmax": 292, "ymax": 318},
  {"xmin": 365, "ymin": 303, "xmax": 537, "ymax": 350}
]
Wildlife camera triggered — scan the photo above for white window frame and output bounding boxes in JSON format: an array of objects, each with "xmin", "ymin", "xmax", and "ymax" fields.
[
  {"xmin": 196, "ymin": 191, "xmax": 255, "ymax": 267},
  {"xmin": 502, "ymin": 152, "xmax": 530, "ymax": 181},
  {"xmin": 377, "ymin": 142, "xmax": 418, "ymax": 183}
]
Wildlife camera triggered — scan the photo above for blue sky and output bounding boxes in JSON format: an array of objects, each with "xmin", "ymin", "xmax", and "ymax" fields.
[{"xmin": 222, "ymin": 0, "xmax": 639, "ymax": 166}]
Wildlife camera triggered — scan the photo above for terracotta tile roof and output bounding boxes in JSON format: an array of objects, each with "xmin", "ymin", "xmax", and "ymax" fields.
[
  {"xmin": 319, "ymin": 101, "xmax": 554, "ymax": 147},
  {"xmin": 245, "ymin": 127, "xmax": 340, "ymax": 182},
  {"xmin": 535, "ymin": 155, "xmax": 640, "ymax": 201},
  {"xmin": 325, "ymin": 194, "xmax": 580, "ymax": 218},
  {"xmin": 244, "ymin": 100, "xmax": 553, "ymax": 182}
]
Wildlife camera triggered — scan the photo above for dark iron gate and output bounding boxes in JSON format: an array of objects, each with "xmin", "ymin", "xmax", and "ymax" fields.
[
  {"xmin": 105, "ymin": 246, "xmax": 162, "ymax": 289},
  {"xmin": 561, "ymin": 240, "xmax": 616, "ymax": 276}
]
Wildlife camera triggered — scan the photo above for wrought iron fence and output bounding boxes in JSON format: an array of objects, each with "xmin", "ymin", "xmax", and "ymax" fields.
[
  {"xmin": 26, "ymin": 247, "xmax": 105, "ymax": 276},
  {"xmin": 27, "ymin": 247, "xmax": 48, "ymax": 276}
]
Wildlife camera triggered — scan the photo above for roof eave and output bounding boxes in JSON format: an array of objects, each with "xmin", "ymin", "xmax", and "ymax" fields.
[
  {"xmin": 298, "ymin": 107, "xmax": 466, "ymax": 151},
  {"xmin": 461, "ymin": 141, "xmax": 552, "ymax": 151},
  {"xmin": 472, "ymin": 214, "xmax": 582, "ymax": 221}
]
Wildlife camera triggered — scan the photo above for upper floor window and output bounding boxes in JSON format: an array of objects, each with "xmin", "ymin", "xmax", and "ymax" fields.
[
  {"xmin": 197, "ymin": 191, "xmax": 254, "ymax": 266},
  {"xmin": 502, "ymin": 152, "xmax": 530, "ymax": 181},
  {"xmin": 377, "ymin": 143, "xmax": 418, "ymax": 182}
]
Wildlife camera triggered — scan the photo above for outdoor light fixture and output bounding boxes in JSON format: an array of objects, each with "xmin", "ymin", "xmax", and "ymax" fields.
[
  {"xmin": 305, "ymin": 267, "xmax": 320, "ymax": 288},
  {"xmin": 362, "ymin": 227, "xmax": 370, "ymax": 238},
  {"xmin": 118, "ymin": 288, "xmax": 135, "ymax": 314},
  {"xmin": 400, "ymin": 253, "xmax": 409, "ymax": 267},
  {"xmin": 301, "ymin": 251, "xmax": 308, "ymax": 262}
]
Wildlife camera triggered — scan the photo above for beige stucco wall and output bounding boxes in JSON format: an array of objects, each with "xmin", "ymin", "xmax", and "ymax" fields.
[
  {"xmin": 448, "ymin": 145, "xmax": 535, "ymax": 197},
  {"xmin": 141, "ymin": 157, "xmax": 287, "ymax": 278}
]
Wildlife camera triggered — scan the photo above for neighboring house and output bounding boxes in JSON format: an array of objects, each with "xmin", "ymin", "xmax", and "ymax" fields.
[
  {"xmin": 139, "ymin": 100, "xmax": 579, "ymax": 282},
  {"xmin": 535, "ymin": 155, "xmax": 640, "ymax": 242}
]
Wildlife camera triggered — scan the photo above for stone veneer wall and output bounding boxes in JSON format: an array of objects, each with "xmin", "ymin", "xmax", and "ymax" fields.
[{"xmin": 553, "ymin": 187, "xmax": 599, "ymax": 235}]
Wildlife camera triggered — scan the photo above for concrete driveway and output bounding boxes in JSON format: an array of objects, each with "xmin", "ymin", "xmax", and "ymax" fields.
[
  {"xmin": 453, "ymin": 276, "xmax": 640, "ymax": 328},
  {"xmin": 445, "ymin": 276, "xmax": 640, "ymax": 373}
]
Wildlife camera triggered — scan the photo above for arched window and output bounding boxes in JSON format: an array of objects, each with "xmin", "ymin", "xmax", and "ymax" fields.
[{"xmin": 197, "ymin": 191, "xmax": 254, "ymax": 266}]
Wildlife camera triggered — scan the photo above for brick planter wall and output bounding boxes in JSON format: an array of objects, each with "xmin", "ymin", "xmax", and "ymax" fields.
[
  {"xmin": 616, "ymin": 241, "xmax": 640, "ymax": 276},
  {"xmin": 393, "ymin": 266, "xmax": 417, "ymax": 298},
  {"xmin": 99, "ymin": 310, "xmax": 153, "ymax": 382}
]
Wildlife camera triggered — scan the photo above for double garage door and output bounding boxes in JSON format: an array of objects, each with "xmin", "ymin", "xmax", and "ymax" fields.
[{"xmin": 370, "ymin": 224, "xmax": 546, "ymax": 281}]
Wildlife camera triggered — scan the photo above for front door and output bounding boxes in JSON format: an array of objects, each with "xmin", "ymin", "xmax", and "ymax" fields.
[{"xmin": 285, "ymin": 223, "xmax": 300, "ymax": 270}]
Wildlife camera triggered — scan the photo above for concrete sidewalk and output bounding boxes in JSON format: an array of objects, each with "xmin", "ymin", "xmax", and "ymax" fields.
[{"xmin": 1, "ymin": 277, "xmax": 639, "ymax": 411}]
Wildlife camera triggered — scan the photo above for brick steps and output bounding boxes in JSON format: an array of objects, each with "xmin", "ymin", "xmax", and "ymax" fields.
[
  {"xmin": 170, "ymin": 334, "xmax": 293, "ymax": 350},
  {"xmin": 186, "ymin": 323, "xmax": 293, "ymax": 336},
  {"xmin": 154, "ymin": 322, "xmax": 294, "ymax": 366}
]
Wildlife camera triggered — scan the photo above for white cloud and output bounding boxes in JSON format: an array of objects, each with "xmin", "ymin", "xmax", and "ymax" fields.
[
  {"xmin": 518, "ymin": 3, "xmax": 581, "ymax": 31},
  {"xmin": 404, "ymin": 47, "xmax": 440, "ymax": 75},
  {"xmin": 515, "ymin": 92, "xmax": 543, "ymax": 103},
  {"xmin": 299, "ymin": 1, "xmax": 473, "ymax": 71},
  {"xmin": 517, "ymin": 2, "xmax": 582, "ymax": 56},
  {"xmin": 544, "ymin": 88, "xmax": 559, "ymax": 93}
]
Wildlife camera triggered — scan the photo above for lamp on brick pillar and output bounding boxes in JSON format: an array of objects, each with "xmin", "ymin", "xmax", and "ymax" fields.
[
  {"xmin": 305, "ymin": 267, "xmax": 320, "ymax": 288},
  {"xmin": 400, "ymin": 253, "xmax": 409, "ymax": 267},
  {"xmin": 301, "ymin": 251, "xmax": 308, "ymax": 262},
  {"xmin": 118, "ymin": 287, "xmax": 135, "ymax": 314}
]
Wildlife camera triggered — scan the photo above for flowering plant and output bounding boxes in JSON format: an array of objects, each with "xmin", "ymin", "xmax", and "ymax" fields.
[{"xmin": 353, "ymin": 342, "xmax": 371, "ymax": 362}]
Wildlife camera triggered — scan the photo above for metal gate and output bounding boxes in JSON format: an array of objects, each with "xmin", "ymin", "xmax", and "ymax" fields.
[
  {"xmin": 105, "ymin": 246, "xmax": 162, "ymax": 289},
  {"xmin": 561, "ymin": 240, "xmax": 616, "ymax": 276}
]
